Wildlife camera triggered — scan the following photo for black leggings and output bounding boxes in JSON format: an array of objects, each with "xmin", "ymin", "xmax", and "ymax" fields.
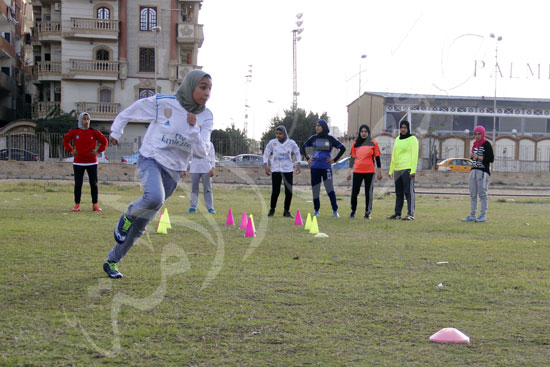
[
  {"xmin": 350, "ymin": 172, "xmax": 375, "ymax": 214},
  {"xmin": 271, "ymin": 171, "xmax": 293, "ymax": 211},
  {"xmin": 73, "ymin": 164, "xmax": 99, "ymax": 204}
]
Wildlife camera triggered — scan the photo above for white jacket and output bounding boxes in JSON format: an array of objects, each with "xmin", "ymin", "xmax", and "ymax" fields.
[
  {"xmin": 263, "ymin": 138, "xmax": 301, "ymax": 173},
  {"xmin": 190, "ymin": 142, "xmax": 216, "ymax": 174},
  {"xmin": 110, "ymin": 94, "xmax": 213, "ymax": 171}
]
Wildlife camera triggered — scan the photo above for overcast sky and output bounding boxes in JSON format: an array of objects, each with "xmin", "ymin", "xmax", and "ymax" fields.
[{"xmin": 198, "ymin": 0, "xmax": 550, "ymax": 139}]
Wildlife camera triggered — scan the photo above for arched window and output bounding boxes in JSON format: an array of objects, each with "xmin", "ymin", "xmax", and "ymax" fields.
[
  {"xmin": 139, "ymin": 88, "xmax": 155, "ymax": 99},
  {"xmin": 140, "ymin": 7, "xmax": 156, "ymax": 31},
  {"xmin": 96, "ymin": 49, "xmax": 110, "ymax": 61},
  {"xmin": 139, "ymin": 48, "xmax": 155, "ymax": 72},
  {"xmin": 99, "ymin": 88, "xmax": 112, "ymax": 103},
  {"xmin": 97, "ymin": 7, "xmax": 110, "ymax": 19}
]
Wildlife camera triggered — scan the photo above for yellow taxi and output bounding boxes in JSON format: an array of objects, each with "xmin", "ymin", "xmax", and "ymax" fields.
[{"xmin": 436, "ymin": 158, "xmax": 473, "ymax": 172}]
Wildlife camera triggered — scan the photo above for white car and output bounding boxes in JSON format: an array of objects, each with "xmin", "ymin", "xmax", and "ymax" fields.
[{"xmin": 62, "ymin": 151, "xmax": 109, "ymax": 163}]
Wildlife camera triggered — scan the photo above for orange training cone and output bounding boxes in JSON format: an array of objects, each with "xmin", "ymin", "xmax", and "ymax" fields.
[
  {"xmin": 225, "ymin": 208, "xmax": 235, "ymax": 226},
  {"xmin": 294, "ymin": 209, "xmax": 303, "ymax": 226},
  {"xmin": 240, "ymin": 211, "xmax": 248, "ymax": 229},
  {"xmin": 244, "ymin": 216, "xmax": 256, "ymax": 237}
]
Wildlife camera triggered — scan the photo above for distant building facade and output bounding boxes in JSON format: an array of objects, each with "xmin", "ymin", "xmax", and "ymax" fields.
[
  {"xmin": 346, "ymin": 92, "xmax": 550, "ymax": 172},
  {"xmin": 1, "ymin": 0, "xmax": 34, "ymax": 125},
  {"xmin": 347, "ymin": 92, "xmax": 550, "ymax": 139},
  {"xmin": 29, "ymin": 0, "xmax": 203, "ymax": 150}
]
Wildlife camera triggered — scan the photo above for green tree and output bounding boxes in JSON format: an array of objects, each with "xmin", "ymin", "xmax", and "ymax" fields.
[
  {"xmin": 34, "ymin": 107, "xmax": 78, "ymax": 134},
  {"xmin": 211, "ymin": 124, "xmax": 250, "ymax": 157},
  {"xmin": 260, "ymin": 108, "xmax": 329, "ymax": 149}
]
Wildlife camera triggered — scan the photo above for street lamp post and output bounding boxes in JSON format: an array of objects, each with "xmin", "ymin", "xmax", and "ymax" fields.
[
  {"xmin": 490, "ymin": 33, "xmax": 502, "ymax": 146},
  {"xmin": 357, "ymin": 54, "xmax": 367, "ymax": 128},
  {"xmin": 152, "ymin": 25, "xmax": 162, "ymax": 93},
  {"xmin": 292, "ymin": 13, "xmax": 304, "ymax": 111}
]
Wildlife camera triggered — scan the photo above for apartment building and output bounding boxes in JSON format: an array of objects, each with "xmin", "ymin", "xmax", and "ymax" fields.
[
  {"xmin": 1, "ymin": 0, "xmax": 33, "ymax": 125},
  {"xmin": 30, "ymin": 0, "xmax": 203, "ymax": 146}
]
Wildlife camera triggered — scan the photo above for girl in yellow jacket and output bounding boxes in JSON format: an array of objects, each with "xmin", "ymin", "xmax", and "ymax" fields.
[{"xmin": 388, "ymin": 121, "xmax": 419, "ymax": 220}]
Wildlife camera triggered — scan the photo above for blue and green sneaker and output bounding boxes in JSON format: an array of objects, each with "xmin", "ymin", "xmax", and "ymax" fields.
[
  {"xmin": 114, "ymin": 213, "xmax": 132, "ymax": 244},
  {"xmin": 103, "ymin": 261, "xmax": 123, "ymax": 279}
]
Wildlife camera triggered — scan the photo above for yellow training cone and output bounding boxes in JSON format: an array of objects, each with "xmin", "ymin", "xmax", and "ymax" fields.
[
  {"xmin": 156, "ymin": 213, "xmax": 168, "ymax": 234},
  {"xmin": 163, "ymin": 208, "xmax": 172, "ymax": 229},
  {"xmin": 304, "ymin": 213, "xmax": 312, "ymax": 231},
  {"xmin": 309, "ymin": 216, "xmax": 319, "ymax": 235},
  {"xmin": 249, "ymin": 214, "xmax": 256, "ymax": 233}
]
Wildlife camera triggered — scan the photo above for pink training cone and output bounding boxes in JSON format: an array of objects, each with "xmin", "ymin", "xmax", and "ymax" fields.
[
  {"xmin": 429, "ymin": 328, "xmax": 470, "ymax": 343},
  {"xmin": 244, "ymin": 216, "xmax": 256, "ymax": 237},
  {"xmin": 225, "ymin": 208, "xmax": 235, "ymax": 226},
  {"xmin": 294, "ymin": 209, "xmax": 303, "ymax": 226},
  {"xmin": 240, "ymin": 211, "xmax": 248, "ymax": 229}
]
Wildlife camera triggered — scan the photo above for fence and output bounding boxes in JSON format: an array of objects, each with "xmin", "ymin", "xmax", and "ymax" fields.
[
  {"xmin": 2, "ymin": 132, "xmax": 550, "ymax": 172},
  {"xmin": 0, "ymin": 133, "xmax": 135, "ymax": 163}
]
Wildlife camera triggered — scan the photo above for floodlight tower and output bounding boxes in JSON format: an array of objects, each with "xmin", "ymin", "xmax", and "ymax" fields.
[
  {"xmin": 292, "ymin": 13, "xmax": 304, "ymax": 111},
  {"xmin": 244, "ymin": 64, "xmax": 253, "ymax": 137}
]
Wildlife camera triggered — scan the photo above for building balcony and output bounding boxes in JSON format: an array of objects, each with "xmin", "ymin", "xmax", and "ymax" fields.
[
  {"xmin": 35, "ymin": 21, "xmax": 61, "ymax": 42},
  {"xmin": 0, "ymin": 36, "xmax": 15, "ymax": 59},
  {"xmin": 75, "ymin": 102, "xmax": 120, "ymax": 121},
  {"xmin": 32, "ymin": 101, "xmax": 60, "ymax": 119},
  {"xmin": 0, "ymin": 71, "xmax": 16, "ymax": 92},
  {"xmin": 63, "ymin": 18, "xmax": 120, "ymax": 40},
  {"xmin": 177, "ymin": 23, "xmax": 203, "ymax": 47},
  {"xmin": 64, "ymin": 59, "xmax": 120, "ymax": 80},
  {"xmin": 32, "ymin": 61, "xmax": 62, "ymax": 82}
]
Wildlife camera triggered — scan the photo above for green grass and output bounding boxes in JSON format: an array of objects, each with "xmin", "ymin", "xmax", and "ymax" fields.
[{"xmin": 1, "ymin": 181, "xmax": 549, "ymax": 366}]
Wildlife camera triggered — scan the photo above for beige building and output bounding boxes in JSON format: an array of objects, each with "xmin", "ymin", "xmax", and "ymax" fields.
[
  {"xmin": 346, "ymin": 92, "xmax": 550, "ymax": 172},
  {"xmin": 30, "ymin": 0, "xmax": 203, "ymax": 151}
]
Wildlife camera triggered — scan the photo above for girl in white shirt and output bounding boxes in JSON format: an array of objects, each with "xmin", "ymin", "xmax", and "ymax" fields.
[
  {"xmin": 188, "ymin": 141, "xmax": 216, "ymax": 213},
  {"xmin": 263, "ymin": 126, "xmax": 301, "ymax": 218},
  {"xmin": 103, "ymin": 70, "xmax": 212, "ymax": 279}
]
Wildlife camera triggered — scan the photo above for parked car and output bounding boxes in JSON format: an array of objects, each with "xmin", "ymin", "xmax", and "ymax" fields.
[
  {"xmin": 332, "ymin": 156, "xmax": 352, "ymax": 169},
  {"xmin": 436, "ymin": 158, "xmax": 472, "ymax": 172},
  {"xmin": 62, "ymin": 151, "xmax": 109, "ymax": 163},
  {"xmin": 121, "ymin": 152, "xmax": 139, "ymax": 164},
  {"xmin": 0, "ymin": 148, "xmax": 39, "ymax": 161},
  {"xmin": 218, "ymin": 154, "xmax": 263, "ymax": 166}
]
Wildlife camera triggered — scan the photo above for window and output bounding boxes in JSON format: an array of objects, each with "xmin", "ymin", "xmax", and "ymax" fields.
[
  {"xmin": 140, "ymin": 7, "xmax": 157, "ymax": 31},
  {"xmin": 99, "ymin": 89, "xmax": 112, "ymax": 103},
  {"xmin": 139, "ymin": 48, "xmax": 155, "ymax": 72},
  {"xmin": 139, "ymin": 88, "xmax": 155, "ymax": 99},
  {"xmin": 96, "ymin": 49, "xmax": 109, "ymax": 61},
  {"xmin": 97, "ymin": 7, "xmax": 110, "ymax": 19}
]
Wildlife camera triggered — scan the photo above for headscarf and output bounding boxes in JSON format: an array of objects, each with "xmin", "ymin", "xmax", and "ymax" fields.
[
  {"xmin": 316, "ymin": 119, "xmax": 330, "ymax": 137},
  {"xmin": 175, "ymin": 69, "xmax": 211, "ymax": 114},
  {"xmin": 472, "ymin": 125, "xmax": 488, "ymax": 151},
  {"xmin": 77, "ymin": 112, "xmax": 90, "ymax": 130},
  {"xmin": 399, "ymin": 120, "xmax": 411, "ymax": 140},
  {"xmin": 276, "ymin": 125, "xmax": 288, "ymax": 143},
  {"xmin": 355, "ymin": 124, "xmax": 371, "ymax": 147}
]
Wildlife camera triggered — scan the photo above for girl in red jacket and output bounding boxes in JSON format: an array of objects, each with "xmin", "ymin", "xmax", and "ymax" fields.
[{"xmin": 63, "ymin": 112, "xmax": 108, "ymax": 212}]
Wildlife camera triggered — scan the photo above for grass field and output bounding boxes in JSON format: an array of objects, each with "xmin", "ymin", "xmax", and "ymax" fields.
[{"xmin": 1, "ymin": 180, "xmax": 549, "ymax": 366}]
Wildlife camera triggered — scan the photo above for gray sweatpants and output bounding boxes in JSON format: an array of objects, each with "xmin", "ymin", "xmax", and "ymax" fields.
[
  {"xmin": 108, "ymin": 155, "xmax": 182, "ymax": 263},
  {"xmin": 190, "ymin": 172, "xmax": 213, "ymax": 210},
  {"xmin": 469, "ymin": 169, "xmax": 489, "ymax": 217}
]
